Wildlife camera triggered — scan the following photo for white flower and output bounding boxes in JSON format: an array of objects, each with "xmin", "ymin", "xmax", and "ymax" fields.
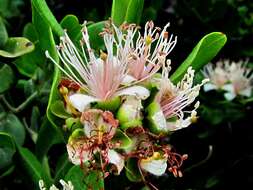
[
  {"xmin": 46, "ymin": 21, "xmax": 150, "ymax": 112},
  {"xmin": 153, "ymin": 63, "xmax": 208, "ymax": 132},
  {"xmin": 114, "ymin": 21, "xmax": 177, "ymax": 82},
  {"xmin": 140, "ymin": 152, "xmax": 167, "ymax": 176},
  {"xmin": 66, "ymin": 109, "xmax": 124, "ymax": 175},
  {"xmin": 39, "ymin": 179, "xmax": 74, "ymax": 190},
  {"xmin": 203, "ymin": 59, "xmax": 253, "ymax": 100}
]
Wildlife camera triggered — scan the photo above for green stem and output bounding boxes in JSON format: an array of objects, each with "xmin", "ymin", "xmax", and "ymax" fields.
[{"xmin": 0, "ymin": 90, "xmax": 49, "ymax": 113}]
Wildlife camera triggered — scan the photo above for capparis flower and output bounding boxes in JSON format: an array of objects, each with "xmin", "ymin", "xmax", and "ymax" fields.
[
  {"xmin": 39, "ymin": 179, "xmax": 74, "ymax": 190},
  {"xmin": 66, "ymin": 109, "xmax": 124, "ymax": 175},
  {"xmin": 147, "ymin": 63, "xmax": 208, "ymax": 133},
  {"xmin": 46, "ymin": 21, "xmax": 150, "ymax": 113},
  {"xmin": 203, "ymin": 59, "xmax": 253, "ymax": 100}
]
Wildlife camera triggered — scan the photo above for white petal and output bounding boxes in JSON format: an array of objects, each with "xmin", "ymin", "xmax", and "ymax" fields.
[
  {"xmin": 140, "ymin": 156, "xmax": 167, "ymax": 176},
  {"xmin": 66, "ymin": 143, "xmax": 90, "ymax": 165},
  {"xmin": 238, "ymin": 87, "xmax": 252, "ymax": 97},
  {"xmin": 152, "ymin": 110, "xmax": 168, "ymax": 132},
  {"xmin": 108, "ymin": 149, "xmax": 124, "ymax": 175},
  {"xmin": 224, "ymin": 91, "xmax": 236, "ymax": 101},
  {"xmin": 69, "ymin": 94, "xmax": 99, "ymax": 112},
  {"xmin": 116, "ymin": 86, "xmax": 150, "ymax": 100},
  {"xmin": 222, "ymin": 84, "xmax": 234, "ymax": 93},
  {"xmin": 203, "ymin": 83, "xmax": 218, "ymax": 91},
  {"xmin": 121, "ymin": 75, "xmax": 137, "ymax": 85}
]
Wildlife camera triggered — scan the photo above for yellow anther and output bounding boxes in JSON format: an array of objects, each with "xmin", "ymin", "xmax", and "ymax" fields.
[
  {"xmin": 59, "ymin": 86, "xmax": 68, "ymax": 95},
  {"xmin": 145, "ymin": 35, "xmax": 152, "ymax": 45},
  {"xmin": 100, "ymin": 50, "xmax": 107, "ymax": 61}
]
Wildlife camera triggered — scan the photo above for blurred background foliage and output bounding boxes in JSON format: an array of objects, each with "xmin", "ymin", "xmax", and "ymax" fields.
[{"xmin": 0, "ymin": 0, "xmax": 252, "ymax": 189}]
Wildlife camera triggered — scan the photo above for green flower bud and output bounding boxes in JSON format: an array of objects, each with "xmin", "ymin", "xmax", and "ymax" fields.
[
  {"xmin": 66, "ymin": 117, "xmax": 82, "ymax": 131},
  {"xmin": 117, "ymin": 96, "xmax": 143, "ymax": 130},
  {"xmin": 146, "ymin": 101, "xmax": 169, "ymax": 135}
]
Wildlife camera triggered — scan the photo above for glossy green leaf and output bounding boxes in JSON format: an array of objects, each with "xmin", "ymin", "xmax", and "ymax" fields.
[
  {"xmin": 31, "ymin": 0, "xmax": 64, "ymax": 37},
  {"xmin": 54, "ymin": 153, "xmax": 73, "ymax": 183},
  {"xmin": 14, "ymin": 23, "xmax": 44, "ymax": 77},
  {"xmin": 36, "ymin": 118, "xmax": 64, "ymax": 161},
  {"xmin": 0, "ymin": 132, "xmax": 16, "ymax": 169},
  {"xmin": 87, "ymin": 21, "xmax": 105, "ymax": 50},
  {"xmin": 32, "ymin": 3, "xmax": 62, "ymax": 130},
  {"xmin": 111, "ymin": 0, "xmax": 130, "ymax": 26},
  {"xmin": 125, "ymin": 0, "xmax": 144, "ymax": 24},
  {"xmin": 0, "ymin": 64, "xmax": 14, "ymax": 93},
  {"xmin": 0, "ymin": 113, "xmax": 25, "ymax": 146},
  {"xmin": 170, "ymin": 32, "xmax": 227, "ymax": 83},
  {"xmin": 65, "ymin": 166, "xmax": 104, "ymax": 190},
  {"xmin": 111, "ymin": 0, "xmax": 144, "ymax": 25},
  {"xmin": 0, "ymin": 16, "xmax": 8, "ymax": 47},
  {"xmin": 0, "ymin": 37, "xmax": 34, "ymax": 58},
  {"xmin": 51, "ymin": 100, "xmax": 72, "ymax": 119},
  {"xmin": 60, "ymin": 15, "xmax": 82, "ymax": 45},
  {"xmin": 17, "ymin": 146, "xmax": 52, "ymax": 187}
]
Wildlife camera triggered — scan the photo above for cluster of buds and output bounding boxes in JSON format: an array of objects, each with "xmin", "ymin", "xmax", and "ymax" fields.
[
  {"xmin": 46, "ymin": 20, "xmax": 207, "ymax": 183},
  {"xmin": 203, "ymin": 59, "xmax": 253, "ymax": 100}
]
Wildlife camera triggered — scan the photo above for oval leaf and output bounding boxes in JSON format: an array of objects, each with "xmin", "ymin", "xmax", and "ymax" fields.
[
  {"xmin": 111, "ymin": 0, "xmax": 130, "ymax": 26},
  {"xmin": 65, "ymin": 166, "xmax": 104, "ymax": 190},
  {"xmin": 0, "ymin": 37, "xmax": 34, "ymax": 58},
  {"xmin": 170, "ymin": 32, "xmax": 227, "ymax": 83},
  {"xmin": 0, "ymin": 64, "xmax": 14, "ymax": 93},
  {"xmin": 0, "ymin": 113, "xmax": 25, "ymax": 146},
  {"xmin": 0, "ymin": 16, "xmax": 8, "ymax": 47},
  {"xmin": 125, "ymin": 0, "xmax": 144, "ymax": 24},
  {"xmin": 17, "ymin": 146, "xmax": 52, "ymax": 188},
  {"xmin": 0, "ymin": 132, "xmax": 16, "ymax": 169},
  {"xmin": 31, "ymin": 0, "xmax": 64, "ymax": 37}
]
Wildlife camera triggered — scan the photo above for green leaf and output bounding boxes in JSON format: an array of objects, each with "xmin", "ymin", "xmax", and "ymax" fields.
[
  {"xmin": 36, "ymin": 118, "xmax": 64, "ymax": 161},
  {"xmin": 0, "ymin": 37, "xmax": 34, "ymax": 58},
  {"xmin": 14, "ymin": 23, "xmax": 45, "ymax": 77},
  {"xmin": 170, "ymin": 32, "xmax": 227, "ymax": 83},
  {"xmin": 111, "ymin": 0, "xmax": 130, "ymax": 26},
  {"xmin": 0, "ymin": 16, "xmax": 8, "ymax": 47},
  {"xmin": 0, "ymin": 165, "xmax": 15, "ymax": 178},
  {"xmin": 125, "ymin": 0, "xmax": 144, "ymax": 24},
  {"xmin": 87, "ymin": 21, "xmax": 105, "ymax": 50},
  {"xmin": 17, "ymin": 146, "xmax": 52, "ymax": 188},
  {"xmin": 0, "ymin": 132, "xmax": 16, "ymax": 169},
  {"xmin": 65, "ymin": 166, "xmax": 104, "ymax": 190},
  {"xmin": 0, "ymin": 64, "xmax": 14, "ymax": 93},
  {"xmin": 0, "ymin": 113, "xmax": 25, "ymax": 146},
  {"xmin": 54, "ymin": 153, "xmax": 73, "ymax": 183},
  {"xmin": 32, "ymin": 3, "xmax": 62, "ymax": 131},
  {"xmin": 51, "ymin": 100, "xmax": 72, "ymax": 119},
  {"xmin": 126, "ymin": 158, "xmax": 142, "ymax": 182},
  {"xmin": 60, "ymin": 15, "xmax": 82, "ymax": 45},
  {"xmin": 31, "ymin": 0, "xmax": 64, "ymax": 37},
  {"xmin": 111, "ymin": 0, "xmax": 144, "ymax": 25}
]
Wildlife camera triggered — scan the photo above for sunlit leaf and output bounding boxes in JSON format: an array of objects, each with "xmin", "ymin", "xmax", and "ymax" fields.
[
  {"xmin": 51, "ymin": 100, "xmax": 72, "ymax": 119},
  {"xmin": 125, "ymin": 0, "xmax": 144, "ymax": 24},
  {"xmin": 111, "ymin": 0, "xmax": 130, "ymax": 26},
  {"xmin": 0, "ymin": 37, "xmax": 34, "ymax": 58},
  {"xmin": 170, "ymin": 32, "xmax": 227, "ymax": 83},
  {"xmin": 14, "ymin": 23, "xmax": 45, "ymax": 77},
  {"xmin": 31, "ymin": 0, "xmax": 64, "ymax": 37}
]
